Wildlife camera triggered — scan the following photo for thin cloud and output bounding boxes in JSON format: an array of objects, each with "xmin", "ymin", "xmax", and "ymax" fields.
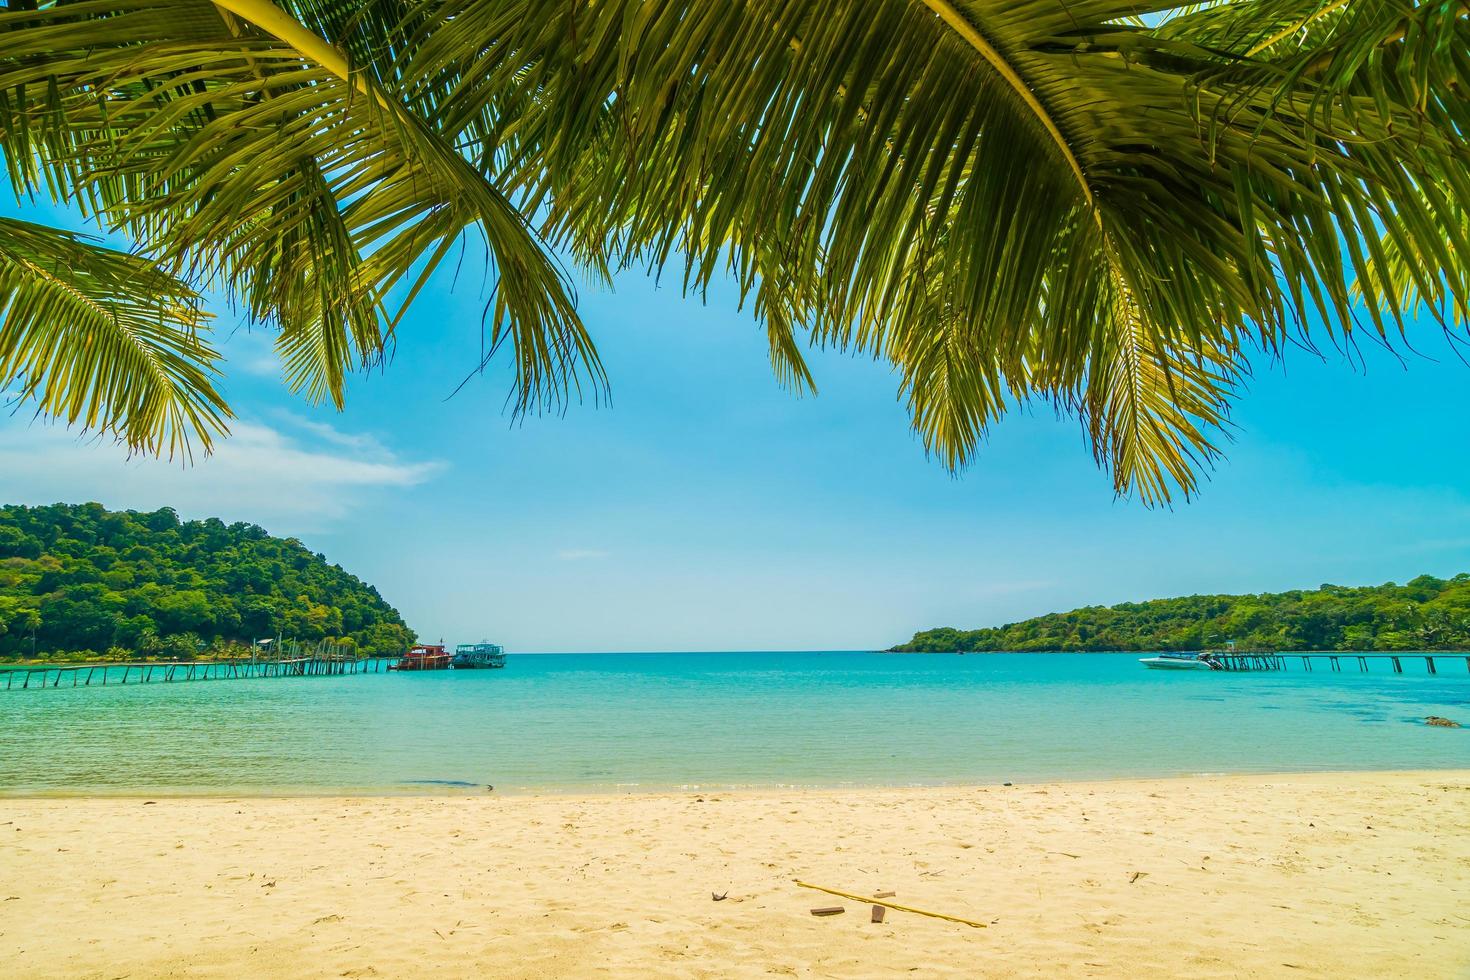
[
  {"xmin": 274, "ymin": 412, "xmax": 393, "ymax": 458},
  {"xmin": 0, "ymin": 417, "xmax": 443, "ymax": 529},
  {"xmin": 219, "ymin": 325, "xmax": 285, "ymax": 380}
]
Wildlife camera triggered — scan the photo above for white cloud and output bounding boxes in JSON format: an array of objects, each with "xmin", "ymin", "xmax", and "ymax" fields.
[
  {"xmin": 217, "ymin": 324, "xmax": 285, "ymax": 380},
  {"xmin": 556, "ymin": 548, "xmax": 610, "ymax": 561},
  {"xmin": 0, "ymin": 415, "xmax": 443, "ymax": 530},
  {"xmin": 272, "ymin": 411, "xmax": 395, "ymax": 458}
]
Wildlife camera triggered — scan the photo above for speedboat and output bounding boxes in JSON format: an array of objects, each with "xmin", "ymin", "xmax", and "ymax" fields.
[{"xmin": 1139, "ymin": 652, "xmax": 1218, "ymax": 670}]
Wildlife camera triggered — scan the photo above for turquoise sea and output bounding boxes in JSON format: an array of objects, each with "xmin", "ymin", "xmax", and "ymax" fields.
[{"xmin": 1, "ymin": 652, "xmax": 1467, "ymax": 795}]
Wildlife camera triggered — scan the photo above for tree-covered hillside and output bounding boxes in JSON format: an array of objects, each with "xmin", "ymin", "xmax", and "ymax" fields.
[
  {"xmin": 0, "ymin": 503, "xmax": 414, "ymax": 660},
  {"xmin": 893, "ymin": 575, "xmax": 1470, "ymax": 653}
]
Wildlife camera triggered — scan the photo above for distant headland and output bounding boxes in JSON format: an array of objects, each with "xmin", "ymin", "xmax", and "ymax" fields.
[
  {"xmin": 892, "ymin": 574, "xmax": 1470, "ymax": 653},
  {"xmin": 0, "ymin": 502, "xmax": 414, "ymax": 662}
]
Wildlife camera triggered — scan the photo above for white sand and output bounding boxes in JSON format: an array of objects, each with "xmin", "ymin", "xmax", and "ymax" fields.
[{"xmin": 2, "ymin": 771, "xmax": 1467, "ymax": 978}]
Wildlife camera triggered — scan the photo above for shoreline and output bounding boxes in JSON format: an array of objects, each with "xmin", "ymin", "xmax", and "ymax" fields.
[
  {"xmin": 4, "ymin": 769, "xmax": 1467, "ymax": 977},
  {"xmin": 3, "ymin": 763, "xmax": 1469, "ymax": 800}
]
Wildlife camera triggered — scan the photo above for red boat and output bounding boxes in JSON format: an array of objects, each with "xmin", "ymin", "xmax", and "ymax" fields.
[{"xmin": 391, "ymin": 643, "xmax": 451, "ymax": 671}]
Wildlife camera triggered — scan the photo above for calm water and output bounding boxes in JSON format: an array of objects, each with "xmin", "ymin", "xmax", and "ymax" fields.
[{"xmin": 1, "ymin": 652, "xmax": 1467, "ymax": 795}]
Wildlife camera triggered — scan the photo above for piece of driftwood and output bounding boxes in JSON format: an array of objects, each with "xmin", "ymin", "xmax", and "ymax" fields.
[
  {"xmin": 873, "ymin": 891, "xmax": 896, "ymax": 899},
  {"xmin": 871, "ymin": 905, "xmax": 886, "ymax": 923},
  {"xmin": 811, "ymin": 906, "xmax": 845, "ymax": 917},
  {"xmin": 796, "ymin": 881, "xmax": 987, "ymax": 929}
]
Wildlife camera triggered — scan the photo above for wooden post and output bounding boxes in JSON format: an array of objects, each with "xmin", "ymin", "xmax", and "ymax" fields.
[{"xmin": 1391, "ymin": 656, "xmax": 1402, "ymax": 674}]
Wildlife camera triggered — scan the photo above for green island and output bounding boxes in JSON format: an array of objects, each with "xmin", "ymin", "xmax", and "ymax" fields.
[
  {"xmin": 893, "ymin": 575, "xmax": 1470, "ymax": 653},
  {"xmin": 0, "ymin": 502, "xmax": 414, "ymax": 663}
]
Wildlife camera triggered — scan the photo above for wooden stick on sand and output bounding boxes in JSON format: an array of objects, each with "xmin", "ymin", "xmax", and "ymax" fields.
[{"xmin": 795, "ymin": 881, "xmax": 988, "ymax": 929}]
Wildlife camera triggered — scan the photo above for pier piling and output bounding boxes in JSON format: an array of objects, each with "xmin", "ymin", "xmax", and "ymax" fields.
[
  {"xmin": 1, "ymin": 640, "xmax": 392, "ymax": 694},
  {"xmin": 1211, "ymin": 651, "xmax": 1455, "ymax": 674}
]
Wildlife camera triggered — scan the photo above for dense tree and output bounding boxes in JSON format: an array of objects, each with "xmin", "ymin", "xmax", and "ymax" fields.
[
  {"xmin": 893, "ymin": 575, "xmax": 1470, "ymax": 652},
  {"xmin": 0, "ymin": 503, "xmax": 415, "ymax": 659}
]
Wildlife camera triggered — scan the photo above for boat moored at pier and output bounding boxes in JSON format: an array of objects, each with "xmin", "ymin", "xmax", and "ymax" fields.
[
  {"xmin": 451, "ymin": 642, "xmax": 506, "ymax": 669},
  {"xmin": 391, "ymin": 644, "xmax": 451, "ymax": 671},
  {"xmin": 1139, "ymin": 652, "xmax": 1222, "ymax": 671}
]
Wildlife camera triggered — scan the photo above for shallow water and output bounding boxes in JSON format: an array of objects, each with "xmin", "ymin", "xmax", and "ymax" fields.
[{"xmin": 1, "ymin": 652, "xmax": 1466, "ymax": 794}]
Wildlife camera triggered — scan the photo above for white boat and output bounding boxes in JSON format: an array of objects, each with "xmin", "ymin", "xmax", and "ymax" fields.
[{"xmin": 1139, "ymin": 652, "xmax": 1218, "ymax": 670}]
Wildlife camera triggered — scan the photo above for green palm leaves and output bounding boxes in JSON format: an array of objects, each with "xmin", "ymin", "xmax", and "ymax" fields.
[
  {"xmin": 1, "ymin": 0, "xmax": 1466, "ymax": 501},
  {"xmin": 0, "ymin": 217, "xmax": 226, "ymax": 456},
  {"xmin": 0, "ymin": 0, "xmax": 601, "ymax": 453},
  {"xmin": 427, "ymin": 0, "xmax": 1470, "ymax": 500}
]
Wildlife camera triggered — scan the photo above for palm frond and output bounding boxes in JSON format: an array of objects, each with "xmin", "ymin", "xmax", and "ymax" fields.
[
  {"xmin": 1077, "ymin": 270, "xmax": 1242, "ymax": 504},
  {"xmin": 1357, "ymin": 205, "xmax": 1470, "ymax": 328},
  {"xmin": 0, "ymin": 0, "xmax": 604, "ymax": 415},
  {"xmin": 3, "ymin": 0, "xmax": 1465, "ymax": 502},
  {"xmin": 384, "ymin": 0, "xmax": 1464, "ymax": 501},
  {"xmin": 0, "ymin": 216, "xmax": 228, "ymax": 457}
]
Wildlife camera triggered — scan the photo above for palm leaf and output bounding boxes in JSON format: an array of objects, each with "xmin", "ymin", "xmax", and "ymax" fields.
[
  {"xmin": 0, "ymin": 0, "xmax": 604, "ymax": 415},
  {"xmin": 3, "ymin": 0, "xmax": 1465, "ymax": 504},
  {"xmin": 0, "ymin": 216, "xmax": 228, "ymax": 457},
  {"xmin": 385, "ymin": 0, "xmax": 1465, "ymax": 501}
]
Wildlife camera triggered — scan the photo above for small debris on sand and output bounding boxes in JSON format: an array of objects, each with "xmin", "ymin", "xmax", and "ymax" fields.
[{"xmin": 810, "ymin": 906, "xmax": 845, "ymax": 917}]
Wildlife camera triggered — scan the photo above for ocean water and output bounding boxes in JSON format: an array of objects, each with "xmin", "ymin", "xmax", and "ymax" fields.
[{"xmin": 1, "ymin": 652, "xmax": 1466, "ymax": 795}]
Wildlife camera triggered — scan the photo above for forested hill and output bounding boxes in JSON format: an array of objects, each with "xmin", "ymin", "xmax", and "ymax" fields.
[
  {"xmin": 0, "ymin": 503, "xmax": 414, "ymax": 659},
  {"xmin": 892, "ymin": 575, "xmax": 1470, "ymax": 653}
]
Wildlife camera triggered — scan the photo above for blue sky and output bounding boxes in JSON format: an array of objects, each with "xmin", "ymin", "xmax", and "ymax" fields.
[{"xmin": 4, "ymin": 199, "xmax": 1470, "ymax": 651}]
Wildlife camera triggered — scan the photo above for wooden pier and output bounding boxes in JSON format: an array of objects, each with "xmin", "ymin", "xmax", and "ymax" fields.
[
  {"xmin": 1, "ymin": 640, "xmax": 393, "ymax": 692},
  {"xmin": 1211, "ymin": 652, "xmax": 1470, "ymax": 674}
]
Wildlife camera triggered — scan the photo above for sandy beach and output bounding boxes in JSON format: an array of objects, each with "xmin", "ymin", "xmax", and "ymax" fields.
[{"xmin": 2, "ymin": 771, "xmax": 1467, "ymax": 979}]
